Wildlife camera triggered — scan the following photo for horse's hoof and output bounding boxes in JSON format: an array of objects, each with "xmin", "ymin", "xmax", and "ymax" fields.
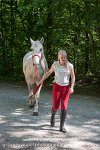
[
  {"xmin": 29, "ymin": 102, "xmax": 34, "ymax": 108},
  {"xmin": 29, "ymin": 105, "xmax": 34, "ymax": 108},
  {"xmin": 31, "ymin": 112, "xmax": 39, "ymax": 116}
]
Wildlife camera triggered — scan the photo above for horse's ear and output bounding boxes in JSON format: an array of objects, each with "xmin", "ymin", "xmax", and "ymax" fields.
[
  {"xmin": 30, "ymin": 37, "xmax": 34, "ymax": 45},
  {"xmin": 40, "ymin": 37, "xmax": 44, "ymax": 44}
]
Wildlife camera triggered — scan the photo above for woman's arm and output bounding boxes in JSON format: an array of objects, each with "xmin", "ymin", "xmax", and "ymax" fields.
[
  {"xmin": 39, "ymin": 64, "xmax": 54, "ymax": 84},
  {"xmin": 70, "ymin": 67, "xmax": 75, "ymax": 94}
]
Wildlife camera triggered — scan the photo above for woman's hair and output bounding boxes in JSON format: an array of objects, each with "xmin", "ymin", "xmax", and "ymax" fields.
[
  {"xmin": 58, "ymin": 50, "xmax": 69, "ymax": 69},
  {"xmin": 58, "ymin": 50, "xmax": 67, "ymax": 60}
]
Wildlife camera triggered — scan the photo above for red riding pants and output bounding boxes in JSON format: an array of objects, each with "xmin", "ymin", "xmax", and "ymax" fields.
[{"xmin": 52, "ymin": 83, "xmax": 70, "ymax": 111}]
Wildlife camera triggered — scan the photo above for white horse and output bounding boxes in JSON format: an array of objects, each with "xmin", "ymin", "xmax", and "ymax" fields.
[{"xmin": 23, "ymin": 37, "xmax": 48, "ymax": 115}]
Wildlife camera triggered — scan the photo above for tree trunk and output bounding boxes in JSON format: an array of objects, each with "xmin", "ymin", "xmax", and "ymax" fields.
[
  {"xmin": 96, "ymin": 0, "xmax": 100, "ymax": 43},
  {"xmin": 46, "ymin": 0, "xmax": 53, "ymax": 65},
  {"xmin": 0, "ymin": 0, "xmax": 6, "ymax": 67}
]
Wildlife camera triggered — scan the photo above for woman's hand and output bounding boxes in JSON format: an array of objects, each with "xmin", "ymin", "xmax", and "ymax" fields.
[{"xmin": 70, "ymin": 87, "xmax": 74, "ymax": 94}]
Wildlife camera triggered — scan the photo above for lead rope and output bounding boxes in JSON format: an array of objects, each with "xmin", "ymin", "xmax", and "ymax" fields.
[
  {"xmin": 29, "ymin": 54, "xmax": 46, "ymax": 99},
  {"xmin": 29, "ymin": 55, "xmax": 46, "ymax": 99},
  {"xmin": 35, "ymin": 67, "xmax": 41, "ymax": 81}
]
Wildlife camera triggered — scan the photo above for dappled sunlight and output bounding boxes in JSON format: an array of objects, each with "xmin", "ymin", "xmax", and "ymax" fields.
[
  {"xmin": 82, "ymin": 119, "xmax": 100, "ymax": 128},
  {"xmin": 12, "ymin": 112, "xmax": 23, "ymax": 115},
  {"xmin": 66, "ymin": 140, "xmax": 85, "ymax": 149},
  {"xmin": 0, "ymin": 83, "xmax": 100, "ymax": 150},
  {"xmin": 0, "ymin": 119, "xmax": 8, "ymax": 124},
  {"xmin": 6, "ymin": 128, "xmax": 35, "ymax": 138},
  {"xmin": 9, "ymin": 122, "xmax": 35, "ymax": 127},
  {"xmin": 0, "ymin": 115, "xmax": 8, "ymax": 124},
  {"xmin": 12, "ymin": 108, "xmax": 24, "ymax": 116},
  {"xmin": 20, "ymin": 118, "xmax": 31, "ymax": 122}
]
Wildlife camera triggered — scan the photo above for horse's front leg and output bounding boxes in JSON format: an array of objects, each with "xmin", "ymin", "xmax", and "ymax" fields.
[
  {"xmin": 33, "ymin": 84, "xmax": 42, "ymax": 116},
  {"xmin": 28, "ymin": 83, "xmax": 35, "ymax": 107}
]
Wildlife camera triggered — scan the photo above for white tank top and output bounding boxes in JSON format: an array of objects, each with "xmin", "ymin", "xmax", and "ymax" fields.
[{"xmin": 53, "ymin": 61, "xmax": 73, "ymax": 86}]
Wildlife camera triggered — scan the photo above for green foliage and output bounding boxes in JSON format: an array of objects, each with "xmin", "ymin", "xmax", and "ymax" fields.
[{"xmin": 0, "ymin": 0, "xmax": 100, "ymax": 82}]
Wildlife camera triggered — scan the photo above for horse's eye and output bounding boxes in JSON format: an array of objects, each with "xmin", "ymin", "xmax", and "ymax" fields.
[{"xmin": 40, "ymin": 48, "xmax": 42, "ymax": 52}]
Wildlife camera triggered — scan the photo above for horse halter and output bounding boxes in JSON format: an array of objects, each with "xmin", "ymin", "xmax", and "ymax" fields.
[{"xmin": 32, "ymin": 54, "xmax": 42, "ymax": 60}]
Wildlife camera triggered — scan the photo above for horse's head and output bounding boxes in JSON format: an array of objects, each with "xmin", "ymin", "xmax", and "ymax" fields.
[{"xmin": 30, "ymin": 37, "xmax": 44, "ymax": 67}]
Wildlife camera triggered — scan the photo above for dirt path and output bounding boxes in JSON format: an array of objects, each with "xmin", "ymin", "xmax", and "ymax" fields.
[{"xmin": 0, "ymin": 82, "xmax": 100, "ymax": 150}]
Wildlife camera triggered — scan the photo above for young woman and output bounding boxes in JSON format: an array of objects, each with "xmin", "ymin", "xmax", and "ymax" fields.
[{"xmin": 39, "ymin": 50, "xmax": 75, "ymax": 133}]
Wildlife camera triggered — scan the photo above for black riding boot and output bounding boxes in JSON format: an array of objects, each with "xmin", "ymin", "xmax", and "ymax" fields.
[
  {"xmin": 59, "ymin": 110, "xmax": 67, "ymax": 133},
  {"xmin": 50, "ymin": 109, "xmax": 56, "ymax": 127}
]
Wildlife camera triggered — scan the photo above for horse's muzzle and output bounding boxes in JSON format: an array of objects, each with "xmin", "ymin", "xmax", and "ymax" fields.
[{"xmin": 33, "ymin": 63, "xmax": 39, "ymax": 68}]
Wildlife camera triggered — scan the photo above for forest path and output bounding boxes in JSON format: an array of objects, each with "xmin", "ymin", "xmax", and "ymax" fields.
[{"xmin": 0, "ymin": 82, "xmax": 100, "ymax": 150}]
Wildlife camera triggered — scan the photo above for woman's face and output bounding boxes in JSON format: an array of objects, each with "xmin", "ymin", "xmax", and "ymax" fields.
[{"xmin": 59, "ymin": 54, "xmax": 67, "ymax": 65}]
